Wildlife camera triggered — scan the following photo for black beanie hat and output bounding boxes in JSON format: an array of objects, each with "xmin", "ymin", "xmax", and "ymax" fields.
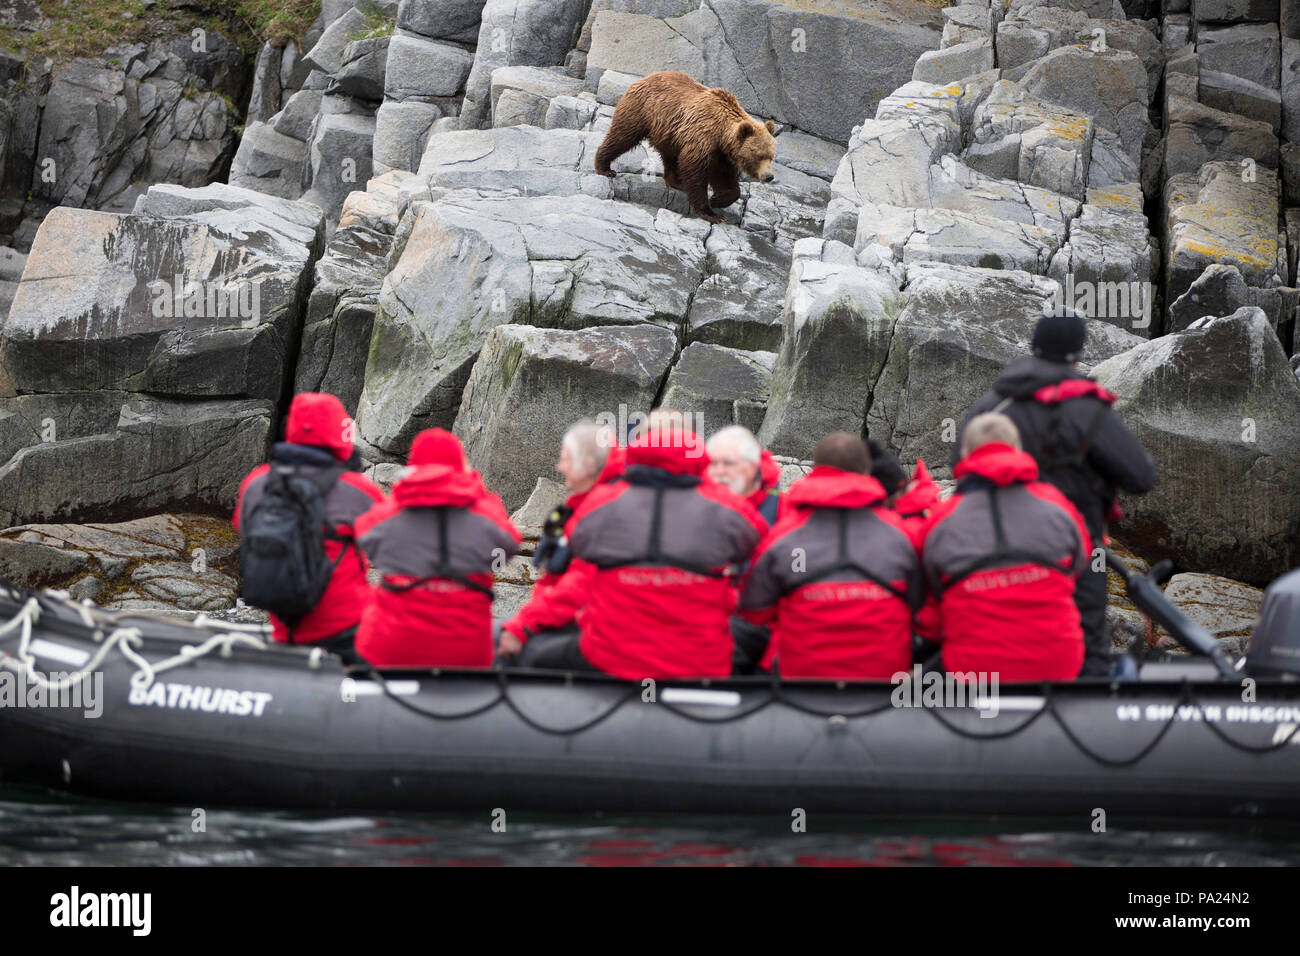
[{"xmin": 1033, "ymin": 306, "xmax": 1087, "ymax": 363}]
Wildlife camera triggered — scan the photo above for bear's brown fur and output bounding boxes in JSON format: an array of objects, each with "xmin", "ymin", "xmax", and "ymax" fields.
[{"xmin": 594, "ymin": 71, "xmax": 778, "ymax": 224}]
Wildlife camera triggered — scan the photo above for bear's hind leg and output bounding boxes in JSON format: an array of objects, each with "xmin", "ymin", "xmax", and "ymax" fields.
[{"xmin": 594, "ymin": 114, "xmax": 648, "ymax": 177}]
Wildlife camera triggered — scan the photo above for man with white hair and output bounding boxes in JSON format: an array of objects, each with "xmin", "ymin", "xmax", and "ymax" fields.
[
  {"xmin": 498, "ymin": 419, "xmax": 624, "ymax": 663},
  {"xmin": 706, "ymin": 425, "xmax": 780, "ymax": 525}
]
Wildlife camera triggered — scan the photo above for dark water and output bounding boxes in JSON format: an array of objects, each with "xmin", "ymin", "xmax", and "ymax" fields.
[{"xmin": 2, "ymin": 785, "xmax": 1298, "ymax": 866}]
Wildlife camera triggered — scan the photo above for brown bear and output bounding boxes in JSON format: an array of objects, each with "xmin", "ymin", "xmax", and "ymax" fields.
[{"xmin": 594, "ymin": 71, "xmax": 778, "ymax": 224}]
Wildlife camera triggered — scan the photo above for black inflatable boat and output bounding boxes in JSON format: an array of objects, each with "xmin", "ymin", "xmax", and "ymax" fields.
[{"xmin": 1, "ymin": 552, "xmax": 1299, "ymax": 819}]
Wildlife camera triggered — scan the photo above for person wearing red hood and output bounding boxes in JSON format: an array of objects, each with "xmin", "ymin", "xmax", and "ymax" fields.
[
  {"xmin": 893, "ymin": 458, "xmax": 941, "ymax": 532},
  {"xmin": 706, "ymin": 426, "xmax": 781, "ymax": 525},
  {"xmin": 892, "ymin": 457, "xmax": 944, "ymax": 645},
  {"xmin": 353, "ymin": 428, "xmax": 521, "ymax": 668},
  {"xmin": 924, "ymin": 413, "xmax": 1092, "ymax": 682},
  {"xmin": 738, "ymin": 432, "xmax": 924, "ymax": 679},
  {"xmin": 529, "ymin": 416, "xmax": 767, "ymax": 679},
  {"xmin": 497, "ymin": 419, "xmax": 626, "ymax": 663},
  {"xmin": 233, "ymin": 393, "xmax": 385, "ymax": 658}
]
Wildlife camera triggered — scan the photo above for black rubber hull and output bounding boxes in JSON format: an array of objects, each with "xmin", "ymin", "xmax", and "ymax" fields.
[{"xmin": 3, "ymin": 594, "xmax": 1300, "ymax": 818}]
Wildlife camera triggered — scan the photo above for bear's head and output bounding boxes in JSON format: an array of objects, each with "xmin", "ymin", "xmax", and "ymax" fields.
[{"xmin": 728, "ymin": 117, "xmax": 777, "ymax": 183}]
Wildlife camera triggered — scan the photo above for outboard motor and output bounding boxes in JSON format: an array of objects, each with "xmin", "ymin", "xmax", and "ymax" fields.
[{"xmin": 1245, "ymin": 567, "xmax": 1300, "ymax": 678}]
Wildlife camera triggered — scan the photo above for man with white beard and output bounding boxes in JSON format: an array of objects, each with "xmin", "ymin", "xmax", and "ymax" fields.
[{"xmin": 706, "ymin": 425, "xmax": 780, "ymax": 525}]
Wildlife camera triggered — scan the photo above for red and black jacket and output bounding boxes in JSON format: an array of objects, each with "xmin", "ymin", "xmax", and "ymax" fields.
[
  {"xmin": 739, "ymin": 466, "xmax": 923, "ymax": 680},
  {"xmin": 502, "ymin": 447, "xmax": 628, "ymax": 642},
  {"xmin": 354, "ymin": 465, "xmax": 521, "ymax": 667},
  {"xmin": 568, "ymin": 434, "xmax": 767, "ymax": 680},
  {"xmin": 923, "ymin": 443, "xmax": 1092, "ymax": 682}
]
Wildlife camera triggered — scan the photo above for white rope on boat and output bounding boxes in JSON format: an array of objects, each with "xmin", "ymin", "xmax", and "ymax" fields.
[{"xmin": 0, "ymin": 591, "xmax": 276, "ymax": 693}]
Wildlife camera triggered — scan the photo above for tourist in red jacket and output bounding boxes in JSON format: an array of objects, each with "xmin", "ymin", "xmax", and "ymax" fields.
[
  {"xmin": 922, "ymin": 413, "xmax": 1091, "ymax": 682},
  {"xmin": 498, "ymin": 420, "xmax": 626, "ymax": 662},
  {"xmin": 233, "ymin": 393, "xmax": 385, "ymax": 656},
  {"xmin": 354, "ymin": 429, "xmax": 521, "ymax": 668},
  {"xmin": 528, "ymin": 417, "xmax": 767, "ymax": 679},
  {"xmin": 738, "ymin": 432, "xmax": 924, "ymax": 679}
]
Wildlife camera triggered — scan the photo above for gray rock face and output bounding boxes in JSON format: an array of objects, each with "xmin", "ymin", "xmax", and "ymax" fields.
[
  {"xmin": 758, "ymin": 238, "xmax": 904, "ymax": 458},
  {"xmin": 302, "ymin": 112, "xmax": 377, "ymax": 225},
  {"xmin": 1018, "ymin": 47, "xmax": 1149, "ymax": 175},
  {"xmin": 459, "ymin": 0, "xmax": 589, "ymax": 130},
  {"xmin": 131, "ymin": 560, "xmax": 239, "ymax": 611},
  {"xmin": 1163, "ymin": 95, "xmax": 1279, "ymax": 179},
  {"xmin": 1048, "ymin": 189, "xmax": 1158, "ymax": 337},
  {"xmin": 687, "ymin": 227, "xmax": 790, "ymax": 352},
  {"xmin": 1092, "ymin": 308, "xmax": 1300, "ymax": 586},
  {"xmin": 0, "ymin": 537, "xmax": 91, "ymax": 589},
  {"xmin": 857, "ymin": 202, "xmax": 1064, "ymax": 274},
  {"xmin": 1167, "ymin": 263, "xmax": 1294, "ymax": 333},
  {"xmin": 700, "ymin": 0, "xmax": 944, "ymax": 144},
  {"xmin": 1198, "ymin": 70, "xmax": 1282, "ymax": 133},
  {"xmin": 1191, "ymin": 0, "xmax": 1279, "ymax": 22},
  {"xmin": 398, "ymin": 0, "xmax": 487, "ymax": 42},
  {"xmin": 295, "ymin": 175, "xmax": 409, "ymax": 412},
  {"xmin": 660, "ymin": 343, "xmax": 777, "ymax": 436},
  {"xmin": 1, "ymin": 192, "xmax": 322, "ymax": 398},
  {"xmin": 384, "ymin": 34, "xmax": 475, "ymax": 102},
  {"xmin": 373, "ymin": 100, "xmax": 445, "ymax": 172},
  {"xmin": 302, "ymin": 6, "xmax": 371, "ymax": 77},
  {"xmin": 272, "ymin": 90, "xmax": 325, "ymax": 143},
  {"xmin": 489, "ymin": 66, "xmax": 587, "ymax": 127},
  {"xmin": 0, "ymin": 183, "xmax": 322, "ymax": 524},
  {"xmin": 357, "ymin": 189, "xmax": 711, "ymax": 458},
  {"xmin": 1196, "ymin": 23, "xmax": 1281, "ymax": 91},
  {"xmin": 966, "ymin": 82, "xmax": 1094, "ymax": 200},
  {"xmin": 587, "ymin": 9, "xmax": 703, "ymax": 78},
  {"xmin": 0, "ymin": 395, "xmax": 274, "ymax": 526},
  {"xmin": 1284, "ymin": 39, "xmax": 1300, "ymax": 148},
  {"xmin": 1284, "ymin": 142, "xmax": 1300, "ymax": 207},
  {"xmin": 334, "ymin": 37, "xmax": 391, "ymax": 102},
  {"xmin": 824, "ymin": 83, "xmax": 963, "ymax": 243},
  {"xmin": 866, "ymin": 261, "xmax": 1144, "ymax": 476},
  {"xmin": 228, "ymin": 121, "xmax": 310, "ymax": 199},
  {"xmin": 247, "ymin": 42, "xmax": 284, "ymax": 124},
  {"xmin": 454, "ymin": 323, "xmax": 679, "ymax": 509},
  {"xmin": 912, "ymin": 37, "xmax": 995, "ymax": 85},
  {"xmin": 1164, "ymin": 161, "xmax": 1281, "ymax": 308}
]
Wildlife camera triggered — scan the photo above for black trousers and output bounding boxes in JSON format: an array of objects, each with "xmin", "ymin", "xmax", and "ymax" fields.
[
  {"xmin": 516, "ymin": 625, "xmax": 581, "ymax": 667},
  {"xmin": 312, "ymin": 625, "xmax": 361, "ymax": 667},
  {"xmin": 524, "ymin": 632, "xmax": 598, "ymax": 671},
  {"xmin": 1076, "ymin": 560, "xmax": 1111, "ymax": 677}
]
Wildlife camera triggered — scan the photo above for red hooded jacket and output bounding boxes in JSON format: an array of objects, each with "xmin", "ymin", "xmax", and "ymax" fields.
[
  {"xmin": 922, "ymin": 443, "xmax": 1092, "ymax": 682},
  {"xmin": 746, "ymin": 449, "xmax": 783, "ymax": 524},
  {"xmin": 353, "ymin": 430, "xmax": 521, "ymax": 667},
  {"xmin": 568, "ymin": 427, "xmax": 767, "ymax": 679},
  {"xmin": 739, "ymin": 467, "xmax": 923, "ymax": 679},
  {"xmin": 232, "ymin": 393, "xmax": 384, "ymax": 644},
  {"xmin": 502, "ymin": 446, "xmax": 628, "ymax": 642}
]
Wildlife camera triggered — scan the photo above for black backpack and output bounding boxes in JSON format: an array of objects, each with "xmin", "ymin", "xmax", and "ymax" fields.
[{"xmin": 240, "ymin": 463, "xmax": 349, "ymax": 635}]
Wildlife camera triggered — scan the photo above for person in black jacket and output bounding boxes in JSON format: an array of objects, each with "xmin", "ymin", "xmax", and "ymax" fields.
[{"xmin": 954, "ymin": 306, "xmax": 1157, "ymax": 676}]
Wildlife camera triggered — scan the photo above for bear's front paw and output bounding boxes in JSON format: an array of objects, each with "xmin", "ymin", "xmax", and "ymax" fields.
[
  {"xmin": 595, "ymin": 167, "xmax": 617, "ymax": 178},
  {"xmin": 696, "ymin": 209, "xmax": 725, "ymax": 224}
]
